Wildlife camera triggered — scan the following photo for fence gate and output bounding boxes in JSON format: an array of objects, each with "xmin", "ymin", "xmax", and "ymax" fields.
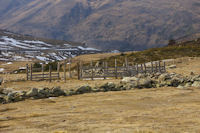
[{"xmin": 26, "ymin": 63, "xmax": 60, "ymax": 82}]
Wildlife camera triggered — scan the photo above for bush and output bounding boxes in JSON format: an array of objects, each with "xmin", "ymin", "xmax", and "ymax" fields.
[
  {"xmin": 33, "ymin": 62, "xmax": 42, "ymax": 68},
  {"xmin": 45, "ymin": 61, "xmax": 59, "ymax": 71}
]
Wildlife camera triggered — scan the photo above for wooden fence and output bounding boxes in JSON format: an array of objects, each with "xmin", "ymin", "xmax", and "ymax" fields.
[
  {"xmin": 77, "ymin": 60, "xmax": 166, "ymax": 80},
  {"xmin": 26, "ymin": 63, "xmax": 60, "ymax": 82},
  {"xmin": 26, "ymin": 57, "xmax": 195, "ymax": 81}
]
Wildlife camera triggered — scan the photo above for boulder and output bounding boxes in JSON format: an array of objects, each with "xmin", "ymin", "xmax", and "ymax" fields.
[
  {"xmin": 169, "ymin": 78, "xmax": 182, "ymax": 87},
  {"xmin": 0, "ymin": 94, "xmax": 6, "ymax": 103},
  {"xmin": 37, "ymin": 88, "xmax": 50, "ymax": 98},
  {"xmin": 137, "ymin": 78, "xmax": 153, "ymax": 88},
  {"xmin": 6, "ymin": 91, "xmax": 25, "ymax": 102},
  {"xmin": 50, "ymin": 87, "xmax": 66, "ymax": 97},
  {"xmin": 0, "ymin": 78, "xmax": 3, "ymax": 85},
  {"xmin": 158, "ymin": 73, "xmax": 171, "ymax": 81},
  {"xmin": 100, "ymin": 82, "xmax": 118, "ymax": 92},
  {"xmin": 26, "ymin": 88, "xmax": 38, "ymax": 97},
  {"xmin": 192, "ymin": 81, "xmax": 200, "ymax": 87},
  {"xmin": 76, "ymin": 85, "xmax": 92, "ymax": 94},
  {"xmin": 121, "ymin": 77, "xmax": 138, "ymax": 83},
  {"xmin": 184, "ymin": 82, "xmax": 192, "ymax": 88},
  {"xmin": 177, "ymin": 85, "xmax": 186, "ymax": 89},
  {"xmin": 168, "ymin": 65, "xmax": 176, "ymax": 69},
  {"xmin": 68, "ymin": 89, "xmax": 76, "ymax": 96},
  {"xmin": 1, "ymin": 88, "xmax": 14, "ymax": 95}
]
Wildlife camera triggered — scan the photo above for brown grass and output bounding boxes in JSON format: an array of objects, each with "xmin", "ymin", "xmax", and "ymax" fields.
[
  {"xmin": 1, "ymin": 87, "xmax": 200, "ymax": 133},
  {"xmin": 0, "ymin": 57, "xmax": 200, "ymax": 132}
]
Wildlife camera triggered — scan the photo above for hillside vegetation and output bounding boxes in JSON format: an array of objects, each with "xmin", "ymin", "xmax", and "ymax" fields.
[{"xmin": 98, "ymin": 39, "xmax": 200, "ymax": 65}]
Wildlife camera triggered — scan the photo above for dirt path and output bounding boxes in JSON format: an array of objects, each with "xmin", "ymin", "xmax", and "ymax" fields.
[{"xmin": 1, "ymin": 87, "xmax": 200, "ymax": 133}]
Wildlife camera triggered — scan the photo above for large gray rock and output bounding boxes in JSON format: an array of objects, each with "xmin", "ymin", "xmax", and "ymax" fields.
[
  {"xmin": 122, "ymin": 77, "xmax": 138, "ymax": 83},
  {"xmin": 1, "ymin": 88, "xmax": 14, "ymax": 95},
  {"xmin": 192, "ymin": 81, "xmax": 200, "ymax": 87},
  {"xmin": 137, "ymin": 78, "xmax": 153, "ymax": 88},
  {"xmin": 6, "ymin": 91, "xmax": 26, "ymax": 102},
  {"xmin": 100, "ymin": 82, "xmax": 120, "ymax": 92},
  {"xmin": 0, "ymin": 94, "xmax": 6, "ymax": 103},
  {"xmin": 184, "ymin": 82, "xmax": 192, "ymax": 87},
  {"xmin": 76, "ymin": 85, "xmax": 92, "ymax": 94},
  {"xmin": 37, "ymin": 88, "xmax": 50, "ymax": 98},
  {"xmin": 50, "ymin": 87, "xmax": 66, "ymax": 97},
  {"xmin": 122, "ymin": 77, "xmax": 153, "ymax": 89},
  {"xmin": 168, "ymin": 65, "xmax": 176, "ymax": 69},
  {"xmin": 26, "ymin": 88, "xmax": 38, "ymax": 97},
  {"xmin": 158, "ymin": 73, "xmax": 171, "ymax": 81},
  {"xmin": 0, "ymin": 78, "xmax": 3, "ymax": 85}
]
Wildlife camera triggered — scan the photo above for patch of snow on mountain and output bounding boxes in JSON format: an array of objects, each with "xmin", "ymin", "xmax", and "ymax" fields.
[
  {"xmin": 64, "ymin": 44, "xmax": 72, "ymax": 47},
  {"xmin": 77, "ymin": 46, "xmax": 99, "ymax": 51},
  {"xmin": 36, "ymin": 56, "xmax": 49, "ymax": 62},
  {"xmin": 23, "ymin": 40, "xmax": 52, "ymax": 47}
]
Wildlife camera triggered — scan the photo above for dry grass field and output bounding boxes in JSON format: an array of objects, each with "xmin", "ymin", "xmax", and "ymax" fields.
[
  {"xmin": 1, "ymin": 87, "xmax": 200, "ymax": 133},
  {"xmin": 0, "ymin": 57, "xmax": 200, "ymax": 133}
]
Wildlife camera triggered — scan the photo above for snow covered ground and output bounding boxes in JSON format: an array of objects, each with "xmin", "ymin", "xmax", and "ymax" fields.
[{"xmin": 0, "ymin": 35, "xmax": 100, "ymax": 62}]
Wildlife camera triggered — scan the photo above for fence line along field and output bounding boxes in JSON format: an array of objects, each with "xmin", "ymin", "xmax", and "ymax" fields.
[{"xmin": 25, "ymin": 57, "xmax": 166, "ymax": 82}]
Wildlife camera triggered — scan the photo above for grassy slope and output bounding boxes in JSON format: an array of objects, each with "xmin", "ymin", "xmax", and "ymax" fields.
[{"xmin": 101, "ymin": 40, "xmax": 200, "ymax": 66}]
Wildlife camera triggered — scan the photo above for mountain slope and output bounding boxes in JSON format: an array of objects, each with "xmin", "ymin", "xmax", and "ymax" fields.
[
  {"xmin": 0, "ymin": 0, "xmax": 200, "ymax": 51},
  {"xmin": 0, "ymin": 30, "xmax": 100, "ymax": 62}
]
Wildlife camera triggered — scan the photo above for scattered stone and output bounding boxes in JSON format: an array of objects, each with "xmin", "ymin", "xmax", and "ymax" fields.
[
  {"xmin": 184, "ymin": 83, "xmax": 192, "ymax": 87},
  {"xmin": 168, "ymin": 65, "xmax": 176, "ymax": 69},
  {"xmin": 26, "ymin": 88, "xmax": 38, "ymax": 97},
  {"xmin": 100, "ymin": 82, "xmax": 119, "ymax": 92},
  {"xmin": 76, "ymin": 85, "xmax": 92, "ymax": 94},
  {"xmin": 177, "ymin": 85, "xmax": 186, "ymax": 89},
  {"xmin": 190, "ymin": 72, "xmax": 195, "ymax": 76},
  {"xmin": 50, "ymin": 87, "xmax": 66, "ymax": 97},
  {"xmin": 0, "ymin": 94, "xmax": 6, "ymax": 103},
  {"xmin": 192, "ymin": 81, "xmax": 200, "ymax": 87},
  {"xmin": 137, "ymin": 78, "xmax": 153, "ymax": 88},
  {"xmin": 0, "ymin": 78, "xmax": 3, "ymax": 85}
]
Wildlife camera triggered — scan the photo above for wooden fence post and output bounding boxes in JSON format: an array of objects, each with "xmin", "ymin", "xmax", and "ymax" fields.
[
  {"xmin": 64, "ymin": 60, "xmax": 66, "ymax": 82},
  {"xmin": 141, "ymin": 64, "xmax": 143, "ymax": 73},
  {"xmin": 68, "ymin": 58, "xmax": 72, "ymax": 78},
  {"xmin": 80, "ymin": 61, "xmax": 83, "ymax": 80},
  {"xmin": 155, "ymin": 62, "xmax": 158, "ymax": 73},
  {"xmin": 103, "ymin": 61, "xmax": 106, "ymax": 79},
  {"xmin": 77, "ymin": 62, "xmax": 80, "ymax": 80},
  {"xmin": 30, "ymin": 64, "xmax": 33, "ymax": 81},
  {"xmin": 163, "ymin": 61, "xmax": 166, "ymax": 72},
  {"xmin": 144, "ymin": 63, "xmax": 147, "ymax": 74},
  {"xmin": 151, "ymin": 62, "xmax": 154, "ymax": 73},
  {"xmin": 106, "ymin": 61, "xmax": 108, "ymax": 79},
  {"xmin": 125, "ymin": 57, "xmax": 128, "ymax": 70},
  {"xmin": 26, "ymin": 64, "xmax": 29, "ymax": 80},
  {"xmin": 158, "ymin": 61, "xmax": 161, "ymax": 73},
  {"xmin": 57, "ymin": 62, "xmax": 60, "ymax": 79},
  {"xmin": 136, "ymin": 64, "xmax": 139, "ymax": 74},
  {"xmin": 91, "ymin": 61, "xmax": 94, "ymax": 80},
  {"xmin": 49, "ymin": 65, "xmax": 52, "ymax": 82},
  {"xmin": 42, "ymin": 63, "xmax": 44, "ymax": 80},
  {"xmin": 115, "ymin": 58, "xmax": 118, "ymax": 79}
]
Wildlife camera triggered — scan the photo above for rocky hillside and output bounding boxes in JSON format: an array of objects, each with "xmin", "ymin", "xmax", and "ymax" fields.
[
  {"xmin": 0, "ymin": 30, "xmax": 100, "ymax": 62},
  {"xmin": 0, "ymin": 0, "xmax": 199, "ymax": 51}
]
